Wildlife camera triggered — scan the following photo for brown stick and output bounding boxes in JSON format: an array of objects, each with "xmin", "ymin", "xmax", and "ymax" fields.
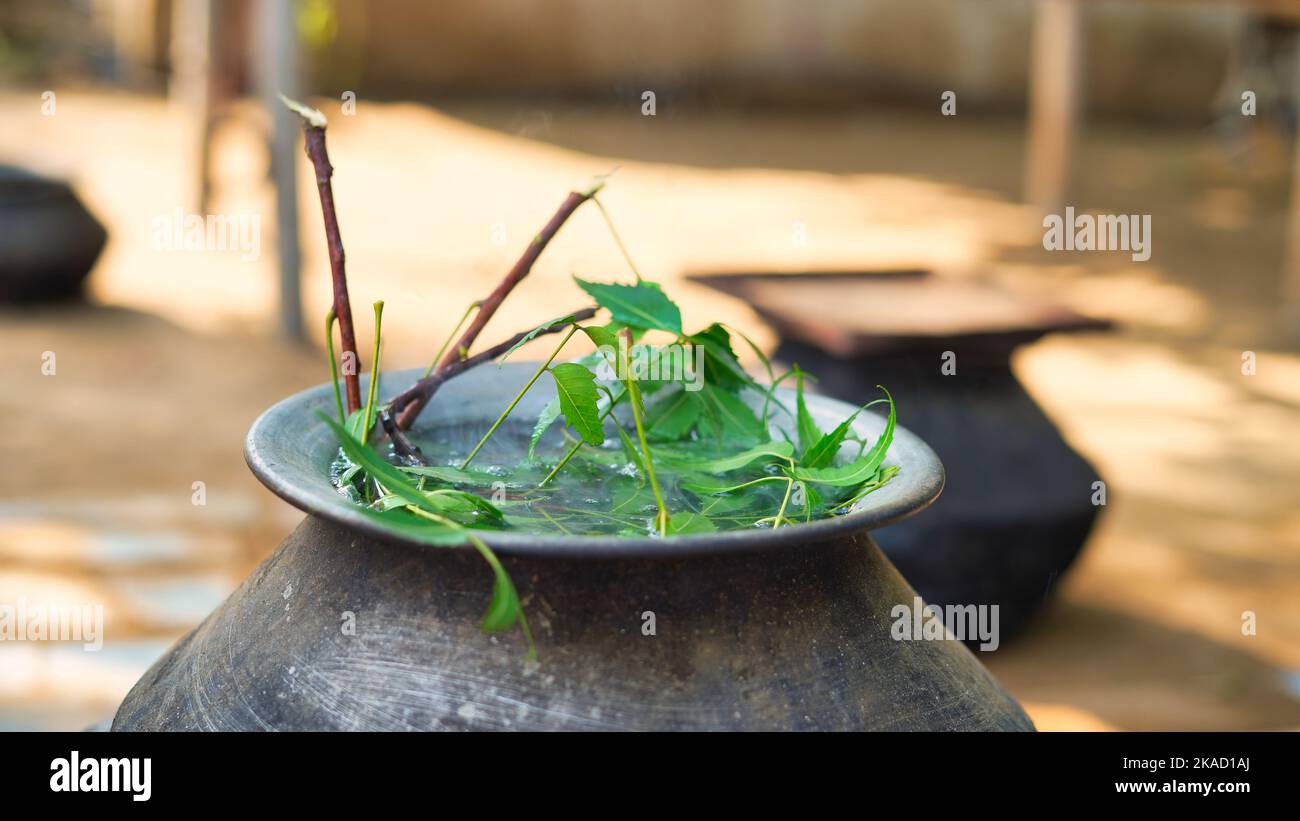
[
  {"xmin": 388, "ymin": 306, "xmax": 598, "ymax": 427},
  {"xmin": 395, "ymin": 178, "xmax": 607, "ymax": 429},
  {"xmin": 377, "ymin": 409, "xmax": 425, "ymax": 465},
  {"xmin": 295, "ymin": 113, "xmax": 362, "ymax": 414}
]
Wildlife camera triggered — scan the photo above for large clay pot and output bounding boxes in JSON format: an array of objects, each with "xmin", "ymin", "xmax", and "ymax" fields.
[
  {"xmin": 112, "ymin": 365, "xmax": 1033, "ymax": 731},
  {"xmin": 0, "ymin": 166, "xmax": 106, "ymax": 302}
]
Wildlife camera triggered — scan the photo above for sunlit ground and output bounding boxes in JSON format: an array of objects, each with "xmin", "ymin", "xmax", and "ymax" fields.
[{"xmin": 1, "ymin": 89, "xmax": 1297, "ymax": 729}]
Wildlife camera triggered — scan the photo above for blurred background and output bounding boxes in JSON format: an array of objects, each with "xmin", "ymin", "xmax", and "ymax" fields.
[{"xmin": 2, "ymin": 0, "xmax": 1299, "ymax": 731}]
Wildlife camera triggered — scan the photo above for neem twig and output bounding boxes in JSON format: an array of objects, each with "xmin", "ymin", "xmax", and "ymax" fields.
[
  {"xmin": 282, "ymin": 95, "xmax": 362, "ymax": 414},
  {"xmin": 387, "ymin": 306, "xmax": 599, "ymax": 424},
  {"xmin": 394, "ymin": 172, "xmax": 614, "ymax": 430},
  {"xmin": 377, "ymin": 409, "xmax": 425, "ymax": 465}
]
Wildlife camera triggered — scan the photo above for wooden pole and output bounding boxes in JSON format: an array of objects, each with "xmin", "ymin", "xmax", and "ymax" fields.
[
  {"xmin": 1023, "ymin": 0, "xmax": 1082, "ymax": 215},
  {"xmin": 256, "ymin": 0, "xmax": 305, "ymax": 342}
]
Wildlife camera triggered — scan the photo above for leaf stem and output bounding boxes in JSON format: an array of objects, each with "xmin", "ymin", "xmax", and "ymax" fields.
[
  {"xmin": 325, "ymin": 309, "xmax": 345, "ymax": 424},
  {"xmin": 424, "ymin": 300, "xmax": 480, "ymax": 378},
  {"xmin": 461, "ymin": 325, "xmax": 580, "ymax": 469},
  {"xmin": 620, "ymin": 328, "xmax": 669, "ymax": 535},
  {"xmin": 773, "ymin": 478, "xmax": 795, "ymax": 529},
  {"xmin": 360, "ymin": 301, "xmax": 384, "ymax": 443},
  {"xmin": 592, "ymin": 196, "xmax": 642, "ymax": 282}
]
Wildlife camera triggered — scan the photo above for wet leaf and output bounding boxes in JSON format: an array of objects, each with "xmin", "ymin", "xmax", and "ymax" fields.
[
  {"xmin": 699, "ymin": 384, "xmax": 764, "ymax": 444},
  {"xmin": 645, "ymin": 390, "xmax": 702, "ymax": 441},
  {"xmin": 666, "ymin": 512, "xmax": 717, "ymax": 534},
  {"xmin": 662, "ymin": 440, "xmax": 794, "ymax": 473}
]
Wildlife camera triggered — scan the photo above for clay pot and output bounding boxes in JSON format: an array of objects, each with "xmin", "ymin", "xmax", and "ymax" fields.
[
  {"xmin": 112, "ymin": 365, "xmax": 1033, "ymax": 731},
  {"xmin": 0, "ymin": 166, "xmax": 106, "ymax": 302}
]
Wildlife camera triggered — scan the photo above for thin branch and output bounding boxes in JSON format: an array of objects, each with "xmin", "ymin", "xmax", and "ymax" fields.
[
  {"xmin": 377, "ymin": 409, "xmax": 425, "ymax": 466},
  {"xmin": 283, "ymin": 95, "xmax": 362, "ymax": 414},
  {"xmin": 395, "ymin": 172, "xmax": 613, "ymax": 429},
  {"xmin": 387, "ymin": 306, "xmax": 599, "ymax": 426}
]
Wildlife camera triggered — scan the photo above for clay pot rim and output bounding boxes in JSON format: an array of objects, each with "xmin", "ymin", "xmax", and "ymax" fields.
[{"xmin": 245, "ymin": 364, "xmax": 944, "ymax": 558}]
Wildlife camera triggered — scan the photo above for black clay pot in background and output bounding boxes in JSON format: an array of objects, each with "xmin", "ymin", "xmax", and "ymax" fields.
[
  {"xmin": 779, "ymin": 339, "xmax": 1102, "ymax": 645},
  {"xmin": 0, "ymin": 165, "xmax": 107, "ymax": 302},
  {"xmin": 112, "ymin": 366, "xmax": 1034, "ymax": 731}
]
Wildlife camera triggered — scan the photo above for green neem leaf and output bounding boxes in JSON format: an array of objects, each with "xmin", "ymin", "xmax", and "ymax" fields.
[
  {"xmin": 687, "ymin": 323, "xmax": 751, "ymax": 390},
  {"xmin": 802, "ymin": 411, "xmax": 859, "ymax": 469},
  {"xmin": 343, "ymin": 405, "xmax": 369, "ymax": 439},
  {"xmin": 580, "ymin": 323, "xmax": 619, "ymax": 351},
  {"xmin": 722, "ymin": 323, "xmax": 775, "ymax": 383},
  {"xmin": 833, "ymin": 465, "xmax": 901, "ymax": 512},
  {"xmin": 425, "ymin": 489, "xmax": 506, "ymax": 523},
  {"xmin": 611, "ymin": 478, "xmax": 655, "ymax": 514},
  {"xmin": 320, "ymin": 412, "xmax": 447, "ymax": 515},
  {"xmin": 662, "ymin": 440, "xmax": 794, "ymax": 473},
  {"xmin": 550, "ymin": 362, "xmax": 604, "ymax": 445},
  {"xmin": 801, "ymin": 397, "xmax": 891, "ymax": 469},
  {"xmin": 794, "ymin": 366, "xmax": 823, "ymax": 455},
  {"xmin": 788, "ymin": 388, "xmax": 895, "ymax": 486},
  {"xmin": 574, "ymin": 277, "xmax": 682, "ymax": 334},
  {"xmin": 322, "ymin": 413, "xmax": 530, "ymax": 655},
  {"xmin": 699, "ymin": 384, "xmax": 765, "ymax": 444},
  {"xmin": 679, "ymin": 474, "xmax": 791, "ymax": 496},
  {"xmin": 787, "ymin": 458, "xmax": 879, "ymax": 487},
  {"xmin": 359, "ymin": 507, "xmax": 469, "ymax": 546},
  {"xmin": 466, "ymin": 535, "xmax": 533, "ymax": 658},
  {"xmin": 372, "ymin": 489, "xmax": 504, "ymax": 526},
  {"xmin": 498, "ymin": 313, "xmax": 580, "ymax": 365},
  {"xmin": 528, "ymin": 396, "xmax": 562, "ymax": 460},
  {"xmin": 666, "ymin": 512, "xmax": 717, "ymax": 535},
  {"xmin": 645, "ymin": 389, "xmax": 702, "ymax": 441},
  {"xmin": 399, "ymin": 464, "xmax": 499, "ymax": 486}
]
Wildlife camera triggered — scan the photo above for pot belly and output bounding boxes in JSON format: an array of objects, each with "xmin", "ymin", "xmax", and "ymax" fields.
[{"xmin": 112, "ymin": 516, "xmax": 1033, "ymax": 731}]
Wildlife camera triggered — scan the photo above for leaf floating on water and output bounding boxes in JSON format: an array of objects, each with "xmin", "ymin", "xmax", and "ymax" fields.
[
  {"xmin": 661, "ymin": 440, "xmax": 794, "ymax": 474},
  {"xmin": 359, "ymin": 507, "xmax": 468, "ymax": 545},
  {"xmin": 698, "ymin": 384, "xmax": 765, "ymax": 445},
  {"xmin": 399, "ymin": 464, "xmax": 499, "ymax": 486},
  {"xmin": 645, "ymin": 389, "xmax": 702, "ymax": 441},
  {"xmin": 666, "ymin": 512, "xmax": 717, "ymax": 535}
]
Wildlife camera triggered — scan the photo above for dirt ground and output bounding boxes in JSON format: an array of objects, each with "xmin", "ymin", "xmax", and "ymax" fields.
[{"xmin": 1, "ymin": 89, "xmax": 1298, "ymax": 730}]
